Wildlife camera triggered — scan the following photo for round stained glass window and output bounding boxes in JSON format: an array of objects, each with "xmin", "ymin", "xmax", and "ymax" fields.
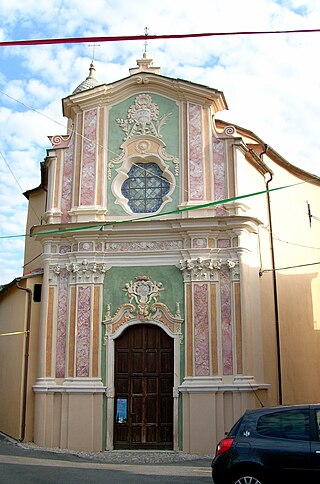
[{"xmin": 121, "ymin": 162, "xmax": 170, "ymax": 213}]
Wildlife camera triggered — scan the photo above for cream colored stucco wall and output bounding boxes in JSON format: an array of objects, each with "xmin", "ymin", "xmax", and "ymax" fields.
[
  {"xmin": 0, "ymin": 285, "xmax": 25, "ymax": 439},
  {"xmin": 24, "ymin": 275, "xmax": 42, "ymax": 442},
  {"xmin": 231, "ymin": 143, "xmax": 320, "ymax": 408},
  {"xmin": 182, "ymin": 389, "xmax": 265, "ymax": 454},
  {"xmin": 259, "ymin": 154, "xmax": 320, "ymax": 405},
  {"xmin": 23, "ymin": 190, "xmax": 46, "ymax": 276},
  {"xmin": 10, "ymin": 71, "xmax": 320, "ymax": 457},
  {"xmin": 0, "ymin": 275, "xmax": 42, "ymax": 441},
  {"xmin": 34, "ymin": 392, "xmax": 103, "ymax": 451}
]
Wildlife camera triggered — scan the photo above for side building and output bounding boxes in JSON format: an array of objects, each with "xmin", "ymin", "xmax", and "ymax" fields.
[{"xmin": 1, "ymin": 54, "xmax": 319, "ymax": 454}]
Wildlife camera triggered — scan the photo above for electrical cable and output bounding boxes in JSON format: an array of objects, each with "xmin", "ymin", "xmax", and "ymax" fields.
[
  {"xmin": 260, "ymin": 224, "xmax": 320, "ymax": 250},
  {"xmin": 0, "ymin": 178, "xmax": 311, "ymax": 240},
  {"xmin": 23, "ymin": 253, "xmax": 42, "ymax": 268},
  {"xmin": 0, "ymin": 88, "xmax": 189, "ymax": 198},
  {"xmin": 0, "ymin": 148, "xmax": 41, "ymax": 224},
  {"xmin": 1, "ymin": 28, "xmax": 320, "ymax": 47},
  {"xmin": 262, "ymin": 261, "xmax": 320, "ymax": 272},
  {"xmin": 1, "ymin": 32, "xmax": 320, "ymax": 249}
]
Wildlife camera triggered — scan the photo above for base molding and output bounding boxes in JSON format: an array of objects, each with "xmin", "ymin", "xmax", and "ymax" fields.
[
  {"xmin": 33, "ymin": 377, "xmax": 106, "ymax": 394},
  {"xmin": 179, "ymin": 376, "xmax": 269, "ymax": 393}
]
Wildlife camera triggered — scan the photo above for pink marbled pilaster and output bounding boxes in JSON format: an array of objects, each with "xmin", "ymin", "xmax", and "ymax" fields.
[
  {"xmin": 220, "ymin": 265, "xmax": 233, "ymax": 375},
  {"xmin": 213, "ymin": 136, "xmax": 226, "ymax": 216},
  {"xmin": 188, "ymin": 103, "xmax": 204, "ymax": 200},
  {"xmin": 194, "ymin": 283, "xmax": 210, "ymax": 376},
  {"xmin": 76, "ymin": 286, "xmax": 91, "ymax": 377},
  {"xmin": 56, "ymin": 271, "xmax": 68, "ymax": 378},
  {"xmin": 80, "ymin": 109, "xmax": 97, "ymax": 206},
  {"xmin": 61, "ymin": 134, "xmax": 75, "ymax": 223}
]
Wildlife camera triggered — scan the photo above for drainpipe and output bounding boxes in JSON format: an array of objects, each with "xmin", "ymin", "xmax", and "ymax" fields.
[
  {"xmin": 261, "ymin": 146, "xmax": 283, "ymax": 405},
  {"xmin": 15, "ymin": 279, "xmax": 32, "ymax": 442}
]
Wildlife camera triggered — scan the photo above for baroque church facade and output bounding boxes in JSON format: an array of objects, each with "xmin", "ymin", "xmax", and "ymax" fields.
[{"xmin": 1, "ymin": 53, "xmax": 320, "ymax": 454}]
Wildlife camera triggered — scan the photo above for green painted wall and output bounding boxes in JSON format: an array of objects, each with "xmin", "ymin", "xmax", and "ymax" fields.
[
  {"xmin": 102, "ymin": 264, "xmax": 185, "ymax": 380},
  {"xmin": 103, "ymin": 265, "xmax": 184, "ymax": 319},
  {"xmin": 107, "ymin": 93, "xmax": 180, "ymax": 215},
  {"xmin": 101, "ymin": 265, "xmax": 185, "ymax": 449}
]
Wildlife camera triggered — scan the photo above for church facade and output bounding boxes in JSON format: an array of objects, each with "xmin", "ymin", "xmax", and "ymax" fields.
[{"xmin": 1, "ymin": 54, "xmax": 320, "ymax": 454}]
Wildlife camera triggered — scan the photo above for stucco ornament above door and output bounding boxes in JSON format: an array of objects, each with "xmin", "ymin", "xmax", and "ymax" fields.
[
  {"xmin": 124, "ymin": 275, "xmax": 163, "ymax": 316},
  {"xmin": 108, "ymin": 94, "xmax": 179, "ymax": 179},
  {"xmin": 103, "ymin": 275, "xmax": 183, "ymax": 337}
]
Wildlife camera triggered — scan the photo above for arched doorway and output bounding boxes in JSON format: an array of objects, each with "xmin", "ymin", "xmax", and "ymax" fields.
[{"xmin": 114, "ymin": 323, "xmax": 174, "ymax": 449}]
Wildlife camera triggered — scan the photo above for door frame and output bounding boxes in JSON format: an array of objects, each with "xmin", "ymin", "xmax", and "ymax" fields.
[{"xmin": 105, "ymin": 319, "xmax": 181, "ymax": 450}]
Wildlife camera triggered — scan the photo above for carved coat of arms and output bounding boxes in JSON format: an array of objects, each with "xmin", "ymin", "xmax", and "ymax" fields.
[{"xmin": 124, "ymin": 275, "xmax": 163, "ymax": 318}]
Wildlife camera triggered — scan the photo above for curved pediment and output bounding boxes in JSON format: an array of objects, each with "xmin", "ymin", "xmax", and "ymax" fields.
[{"xmin": 103, "ymin": 275, "xmax": 183, "ymax": 336}]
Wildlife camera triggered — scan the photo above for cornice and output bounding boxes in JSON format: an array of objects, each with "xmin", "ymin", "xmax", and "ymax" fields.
[
  {"xmin": 62, "ymin": 73, "xmax": 228, "ymax": 118},
  {"xmin": 216, "ymin": 118, "xmax": 320, "ymax": 185},
  {"xmin": 30, "ymin": 215, "xmax": 262, "ymax": 241}
]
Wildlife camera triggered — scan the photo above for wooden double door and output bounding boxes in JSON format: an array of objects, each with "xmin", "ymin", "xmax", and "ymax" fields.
[{"xmin": 114, "ymin": 324, "xmax": 174, "ymax": 449}]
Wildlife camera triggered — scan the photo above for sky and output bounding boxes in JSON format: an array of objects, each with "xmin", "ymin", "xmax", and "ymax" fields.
[{"xmin": 0, "ymin": 0, "xmax": 319, "ymax": 285}]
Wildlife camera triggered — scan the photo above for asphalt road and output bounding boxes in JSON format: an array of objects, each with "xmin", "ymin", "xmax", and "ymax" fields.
[{"xmin": 0, "ymin": 434, "xmax": 213, "ymax": 483}]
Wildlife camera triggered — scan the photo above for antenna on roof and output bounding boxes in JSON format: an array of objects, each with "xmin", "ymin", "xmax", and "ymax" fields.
[
  {"xmin": 307, "ymin": 201, "xmax": 312, "ymax": 227},
  {"xmin": 144, "ymin": 26, "xmax": 149, "ymax": 57},
  {"xmin": 88, "ymin": 42, "xmax": 100, "ymax": 62},
  {"xmin": 307, "ymin": 202, "xmax": 320, "ymax": 226}
]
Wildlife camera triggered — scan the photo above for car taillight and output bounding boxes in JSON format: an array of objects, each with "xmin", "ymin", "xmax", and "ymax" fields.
[{"xmin": 215, "ymin": 437, "xmax": 234, "ymax": 456}]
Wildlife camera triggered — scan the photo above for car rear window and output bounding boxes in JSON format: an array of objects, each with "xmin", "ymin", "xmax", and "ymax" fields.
[
  {"xmin": 257, "ymin": 409, "xmax": 310, "ymax": 441},
  {"xmin": 227, "ymin": 417, "xmax": 243, "ymax": 437}
]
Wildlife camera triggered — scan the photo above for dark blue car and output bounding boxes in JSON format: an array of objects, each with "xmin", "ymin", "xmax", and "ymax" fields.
[{"xmin": 211, "ymin": 404, "xmax": 320, "ymax": 483}]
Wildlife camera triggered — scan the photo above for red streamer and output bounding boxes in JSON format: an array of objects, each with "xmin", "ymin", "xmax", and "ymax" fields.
[{"xmin": 0, "ymin": 29, "xmax": 319, "ymax": 47}]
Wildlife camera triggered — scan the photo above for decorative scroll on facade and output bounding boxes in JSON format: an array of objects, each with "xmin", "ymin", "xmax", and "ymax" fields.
[
  {"xmin": 49, "ymin": 126, "xmax": 74, "ymax": 149},
  {"xmin": 179, "ymin": 257, "xmax": 239, "ymax": 282},
  {"xmin": 226, "ymin": 259, "xmax": 240, "ymax": 281},
  {"xmin": 49, "ymin": 260, "xmax": 107, "ymax": 284},
  {"xmin": 179, "ymin": 257, "xmax": 222, "ymax": 282},
  {"xmin": 103, "ymin": 275, "xmax": 183, "ymax": 337},
  {"xmin": 108, "ymin": 94, "xmax": 179, "ymax": 178}
]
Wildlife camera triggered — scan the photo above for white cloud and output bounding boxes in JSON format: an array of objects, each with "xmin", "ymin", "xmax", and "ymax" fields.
[{"xmin": 0, "ymin": 0, "xmax": 320, "ymax": 284}]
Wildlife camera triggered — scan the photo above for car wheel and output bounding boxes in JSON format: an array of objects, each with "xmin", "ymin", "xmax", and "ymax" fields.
[{"xmin": 232, "ymin": 472, "xmax": 264, "ymax": 484}]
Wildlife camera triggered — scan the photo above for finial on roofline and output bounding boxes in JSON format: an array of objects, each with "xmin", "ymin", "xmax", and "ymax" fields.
[
  {"xmin": 88, "ymin": 61, "xmax": 95, "ymax": 79},
  {"xmin": 144, "ymin": 26, "xmax": 149, "ymax": 58},
  {"xmin": 72, "ymin": 61, "xmax": 101, "ymax": 94},
  {"xmin": 129, "ymin": 26, "xmax": 161, "ymax": 76}
]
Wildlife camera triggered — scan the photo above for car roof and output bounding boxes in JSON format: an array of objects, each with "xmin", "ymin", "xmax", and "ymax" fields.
[{"xmin": 244, "ymin": 404, "xmax": 320, "ymax": 416}]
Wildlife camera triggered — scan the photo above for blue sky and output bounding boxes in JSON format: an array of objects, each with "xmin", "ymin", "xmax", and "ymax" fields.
[{"xmin": 0, "ymin": 0, "xmax": 319, "ymax": 285}]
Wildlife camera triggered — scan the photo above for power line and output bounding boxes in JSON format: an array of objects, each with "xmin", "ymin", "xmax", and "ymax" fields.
[
  {"xmin": 260, "ymin": 225, "xmax": 320, "ymax": 251},
  {"xmin": 262, "ymin": 261, "xmax": 320, "ymax": 272},
  {"xmin": 0, "ymin": 148, "xmax": 25, "ymax": 193},
  {"xmin": 272, "ymin": 233, "xmax": 320, "ymax": 250},
  {"xmin": 0, "ymin": 148, "xmax": 41, "ymax": 224},
  {"xmin": 0, "ymin": 179, "xmax": 313, "ymax": 240},
  {"xmin": 0, "ymin": 88, "xmax": 189, "ymax": 197},
  {"xmin": 0, "ymin": 89, "xmax": 68, "ymax": 130},
  {"xmin": 1, "ymin": 28, "xmax": 320, "ymax": 47}
]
